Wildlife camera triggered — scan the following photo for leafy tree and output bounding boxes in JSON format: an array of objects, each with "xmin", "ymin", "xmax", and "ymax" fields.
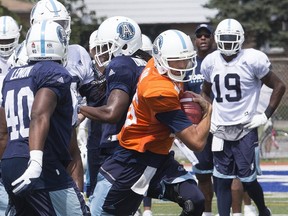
[
  {"xmin": 0, "ymin": 4, "xmax": 28, "ymax": 41},
  {"xmin": 204, "ymin": 0, "xmax": 288, "ymax": 52},
  {"xmin": 60, "ymin": 0, "xmax": 105, "ymax": 49}
]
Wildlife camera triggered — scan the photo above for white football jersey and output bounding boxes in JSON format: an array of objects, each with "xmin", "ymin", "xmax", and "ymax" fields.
[
  {"xmin": 0, "ymin": 57, "xmax": 11, "ymax": 105},
  {"xmin": 66, "ymin": 44, "xmax": 94, "ymax": 126},
  {"xmin": 201, "ymin": 48, "xmax": 270, "ymax": 126},
  {"xmin": 66, "ymin": 44, "xmax": 94, "ymax": 90}
]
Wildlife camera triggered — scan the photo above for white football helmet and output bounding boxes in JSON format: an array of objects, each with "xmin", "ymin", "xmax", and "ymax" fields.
[
  {"xmin": 26, "ymin": 20, "xmax": 68, "ymax": 65},
  {"xmin": 94, "ymin": 16, "xmax": 142, "ymax": 67},
  {"xmin": 152, "ymin": 29, "xmax": 197, "ymax": 82},
  {"xmin": 0, "ymin": 16, "xmax": 21, "ymax": 58},
  {"xmin": 30, "ymin": 0, "xmax": 71, "ymax": 41},
  {"xmin": 89, "ymin": 30, "xmax": 98, "ymax": 51},
  {"xmin": 141, "ymin": 34, "xmax": 153, "ymax": 55},
  {"xmin": 214, "ymin": 18, "xmax": 245, "ymax": 56}
]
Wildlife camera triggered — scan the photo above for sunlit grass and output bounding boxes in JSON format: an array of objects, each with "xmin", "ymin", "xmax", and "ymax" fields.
[{"xmin": 141, "ymin": 194, "xmax": 288, "ymax": 215}]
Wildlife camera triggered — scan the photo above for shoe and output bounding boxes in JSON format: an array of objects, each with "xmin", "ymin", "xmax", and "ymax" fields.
[
  {"xmin": 244, "ymin": 205, "xmax": 257, "ymax": 216},
  {"xmin": 134, "ymin": 209, "xmax": 142, "ymax": 216},
  {"xmin": 258, "ymin": 207, "xmax": 271, "ymax": 216},
  {"xmin": 142, "ymin": 210, "xmax": 153, "ymax": 216},
  {"xmin": 266, "ymin": 208, "xmax": 271, "ymax": 216}
]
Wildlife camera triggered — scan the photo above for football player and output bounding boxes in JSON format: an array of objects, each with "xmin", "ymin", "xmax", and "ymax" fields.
[
  {"xmin": 78, "ymin": 16, "xmax": 153, "ymax": 215},
  {"xmin": 9, "ymin": 0, "xmax": 99, "ymax": 192},
  {"xmin": 0, "ymin": 15, "xmax": 21, "ymax": 216},
  {"xmin": 201, "ymin": 18, "xmax": 286, "ymax": 216},
  {"xmin": 80, "ymin": 29, "xmax": 212, "ymax": 216},
  {"xmin": 0, "ymin": 20, "xmax": 88, "ymax": 215}
]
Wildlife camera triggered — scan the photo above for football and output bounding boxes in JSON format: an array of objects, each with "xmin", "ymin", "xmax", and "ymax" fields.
[{"xmin": 180, "ymin": 91, "xmax": 203, "ymax": 124}]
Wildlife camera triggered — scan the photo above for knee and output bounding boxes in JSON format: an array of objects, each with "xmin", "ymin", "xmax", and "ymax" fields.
[
  {"xmin": 242, "ymin": 180, "xmax": 257, "ymax": 191},
  {"xmin": 165, "ymin": 180, "xmax": 205, "ymax": 216},
  {"xmin": 179, "ymin": 198, "xmax": 205, "ymax": 216}
]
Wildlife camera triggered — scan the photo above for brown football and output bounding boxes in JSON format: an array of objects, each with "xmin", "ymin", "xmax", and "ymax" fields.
[{"xmin": 180, "ymin": 91, "xmax": 203, "ymax": 124}]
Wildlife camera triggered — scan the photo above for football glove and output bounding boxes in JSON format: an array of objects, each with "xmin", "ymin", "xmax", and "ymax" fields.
[
  {"xmin": 244, "ymin": 113, "xmax": 268, "ymax": 129},
  {"xmin": 12, "ymin": 150, "xmax": 43, "ymax": 195}
]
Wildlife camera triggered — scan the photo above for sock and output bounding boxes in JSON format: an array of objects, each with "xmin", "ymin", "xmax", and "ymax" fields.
[
  {"xmin": 243, "ymin": 180, "xmax": 266, "ymax": 212},
  {"xmin": 213, "ymin": 177, "xmax": 233, "ymax": 216}
]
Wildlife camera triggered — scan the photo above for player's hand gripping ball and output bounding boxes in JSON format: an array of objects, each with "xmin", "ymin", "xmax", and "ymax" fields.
[{"xmin": 180, "ymin": 91, "xmax": 203, "ymax": 124}]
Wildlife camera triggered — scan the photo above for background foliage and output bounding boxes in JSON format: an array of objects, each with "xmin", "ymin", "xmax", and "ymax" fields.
[{"xmin": 205, "ymin": 0, "xmax": 288, "ymax": 52}]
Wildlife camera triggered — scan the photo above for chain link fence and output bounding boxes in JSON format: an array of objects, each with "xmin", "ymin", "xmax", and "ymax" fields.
[
  {"xmin": 270, "ymin": 58, "xmax": 288, "ymax": 123},
  {"xmin": 261, "ymin": 57, "xmax": 288, "ymax": 159}
]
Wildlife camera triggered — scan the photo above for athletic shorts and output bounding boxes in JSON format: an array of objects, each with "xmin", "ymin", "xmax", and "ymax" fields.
[
  {"xmin": 90, "ymin": 148, "xmax": 200, "ymax": 215},
  {"xmin": 193, "ymin": 133, "xmax": 213, "ymax": 174},
  {"xmin": 213, "ymin": 129, "xmax": 260, "ymax": 182}
]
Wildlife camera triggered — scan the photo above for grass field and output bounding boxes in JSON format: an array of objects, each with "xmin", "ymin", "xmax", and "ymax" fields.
[
  {"xmin": 138, "ymin": 156, "xmax": 288, "ymax": 215},
  {"xmin": 140, "ymin": 193, "xmax": 288, "ymax": 215}
]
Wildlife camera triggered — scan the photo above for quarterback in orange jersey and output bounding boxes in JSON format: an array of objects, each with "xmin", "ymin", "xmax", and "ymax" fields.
[
  {"xmin": 118, "ymin": 58, "xmax": 182, "ymax": 154},
  {"xmin": 91, "ymin": 29, "xmax": 212, "ymax": 216}
]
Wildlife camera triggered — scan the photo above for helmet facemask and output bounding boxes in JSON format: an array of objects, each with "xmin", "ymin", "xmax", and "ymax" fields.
[
  {"xmin": 157, "ymin": 54, "xmax": 197, "ymax": 82},
  {"xmin": 94, "ymin": 40, "xmax": 117, "ymax": 67},
  {"xmin": 215, "ymin": 33, "xmax": 244, "ymax": 56}
]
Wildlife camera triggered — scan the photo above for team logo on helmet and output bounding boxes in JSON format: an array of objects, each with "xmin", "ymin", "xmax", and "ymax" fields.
[
  {"xmin": 153, "ymin": 35, "xmax": 163, "ymax": 55},
  {"xmin": 117, "ymin": 22, "xmax": 135, "ymax": 40},
  {"xmin": 56, "ymin": 25, "xmax": 67, "ymax": 45}
]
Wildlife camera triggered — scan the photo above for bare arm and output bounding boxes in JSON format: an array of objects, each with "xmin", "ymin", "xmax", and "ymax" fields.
[
  {"xmin": 201, "ymin": 80, "xmax": 213, "ymax": 103},
  {"xmin": 29, "ymin": 88, "xmax": 57, "ymax": 151},
  {"xmin": 0, "ymin": 107, "xmax": 8, "ymax": 158},
  {"xmin": 176, "ymin": 94, "xmax": 212, "ymax": 152},
  {"xmin": 261, "ymin": 71, "xmax": 286, "ymax": 118},
  {"xmin": 67, "ymin": 128, "xmax": 84, "ymax": 191},
  {"xmin": 80, "ymin": 89, "xmax": 130, "ymax": 123}
]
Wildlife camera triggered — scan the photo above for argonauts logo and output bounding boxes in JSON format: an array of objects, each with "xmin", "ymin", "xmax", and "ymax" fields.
[
  {"xmin": 56, "ymin": 26, "xmax": 67, "ymax": 46},
  {"xmin": 152, "ymin": 35, "xmax": 163, "ymax": 55},
  {"xmin": 117, "ymin": 22, "xmax": 135, "ymax": 40}
]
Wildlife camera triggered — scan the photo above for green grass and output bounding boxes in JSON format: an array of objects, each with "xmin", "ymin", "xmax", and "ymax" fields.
[{"xmin": 140, "ymin": 194, "xmax": 288, "ymax": 215}]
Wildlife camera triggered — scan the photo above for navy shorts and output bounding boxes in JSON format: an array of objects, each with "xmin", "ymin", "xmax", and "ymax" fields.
[
  {"xmin": 90, "ymin": 148, "xmax": 203, "ymax": 215},
  {"xmin": 213, "ymin": 129, "xmax": 260, "ymax": 182},
  {"xmin": 193, "ymin": 133, "xmax": 213, "ymax": 174},
  {"xmin": 1, "ymin": 158, "xmax": 88, "ymax": 215}
]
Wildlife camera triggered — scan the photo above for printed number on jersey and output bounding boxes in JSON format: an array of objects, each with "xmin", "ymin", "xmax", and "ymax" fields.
[
  {"xmin": 5, "ymin": 87, "xmax": 34, "ymax": 140},
  {"xmin": 214, "ymin": 73, "xmax": 241, "ymax": 102}
]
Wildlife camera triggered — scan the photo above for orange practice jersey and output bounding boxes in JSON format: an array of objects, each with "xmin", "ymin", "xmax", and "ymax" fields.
[{"xmin": 118, "ymin": 58, "xmax": 182, "ymax": 155}]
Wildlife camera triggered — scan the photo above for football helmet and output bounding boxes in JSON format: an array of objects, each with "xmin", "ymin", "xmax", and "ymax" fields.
[
  {"xmin": 152, "ymin": 29, "xmax": 197, "ymax": 82},
  {"xmin": 141, "ymin": 34, "xmax": 153, "ymax": 55},
  {"xmin": 0, "ymin": 16, "xmax": 21, "ymax": 58},
  {"xmin": 30, "ymin": 0, "xmax": 71, "ymax": 41},
  {"xmin": 26, "ymin": 20, "xmax": 68, "ymax": 65},
  {"xmin": 214, "ymin": 18, "xmax": 245, "ymax": 56},
  {"xmin": 89, "ymin": 30, "xmax": 98, "ymax": 51},
  {"xmin": 94, "ymin": 16, "xmax": 142, "ymax": 67}
]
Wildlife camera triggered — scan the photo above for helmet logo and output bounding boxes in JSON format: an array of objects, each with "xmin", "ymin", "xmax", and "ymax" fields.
[
  {"xmin": 117, "ymin": 22, "xmax": 135, "ymax": 40},
  {"xmin": 153, "ymin": 35, "xmax": 163, "ymax": 54},
  {"xmin": 56, "ymin": 25, "xmax": 67, "ymax": 46}
]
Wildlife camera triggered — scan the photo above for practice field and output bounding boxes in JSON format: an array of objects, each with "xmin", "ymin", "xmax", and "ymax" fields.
[
  {"xmin": 139, "ymin": 164, "xmax": 288, "ymax": 215},
  {"xmin": 142, "ymin": 195, "xmax": 288, "ymax": 215}
]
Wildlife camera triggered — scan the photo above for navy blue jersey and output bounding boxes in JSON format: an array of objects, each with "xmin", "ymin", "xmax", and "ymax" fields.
[
  {"xmin": 184, "ymin": 56, "xmax": 205, "ymax": 94},
  {"xmin": 1, "ymin": 61, "xmax": 73, "ymax": 167},
  {"xmin": 100, "ymin": 56, "xmax": 145, "ymax": 149}
]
